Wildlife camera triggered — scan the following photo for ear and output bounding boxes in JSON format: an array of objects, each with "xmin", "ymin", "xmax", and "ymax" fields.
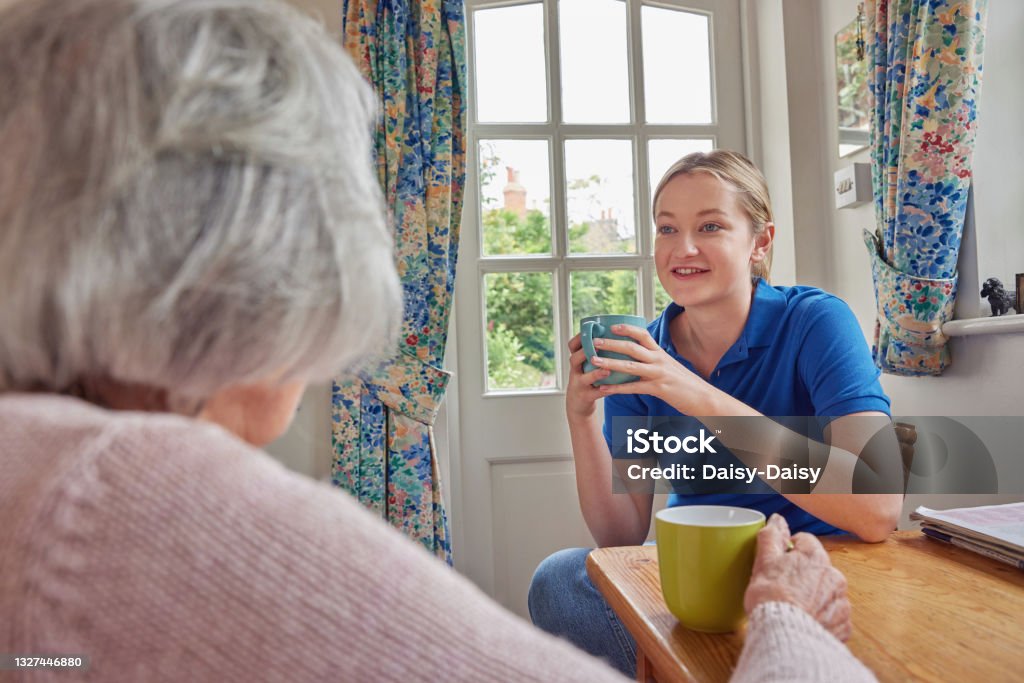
[
  {"xmin": 199, "ymin": 379, "xmax": 307, "ymax": 447},
  {"xmin": 750, "ymin": 222, "xmax": 775, "ymax": 263}
]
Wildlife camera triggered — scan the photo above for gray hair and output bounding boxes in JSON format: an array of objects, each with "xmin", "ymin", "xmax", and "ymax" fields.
[{"xmin": 0, "ymin": 0, "xmax": 402, "ymax": 407}]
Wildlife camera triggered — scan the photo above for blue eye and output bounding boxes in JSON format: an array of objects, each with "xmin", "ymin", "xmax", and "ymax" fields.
[
  {"xmin": 657, "ymin": 225, "xmax": 676, "ymax": 235},
  {"xmin": 700, "ymin": 223, "xmax": 722, "ymax": 233}
]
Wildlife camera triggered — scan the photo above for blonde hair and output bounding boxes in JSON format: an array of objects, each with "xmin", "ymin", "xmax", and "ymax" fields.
[{"xmin": 652, "ymin": 150, "xmax": 774, "ymax": 284}]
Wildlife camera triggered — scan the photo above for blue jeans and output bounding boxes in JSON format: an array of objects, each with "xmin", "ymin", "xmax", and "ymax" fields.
[{"xmin": 527, "ymin": 548, "xmax": 637, "ymax": 676}]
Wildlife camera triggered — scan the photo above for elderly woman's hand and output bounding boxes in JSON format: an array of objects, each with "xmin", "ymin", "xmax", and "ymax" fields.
[{"xmin": 744, "ymin": 514, "xmax": 852, "ymax": 642}]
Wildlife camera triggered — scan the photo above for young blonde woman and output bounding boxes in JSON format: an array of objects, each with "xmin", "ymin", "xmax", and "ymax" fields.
[{"xmin": 529, "ymin": 150, "xmax": 902, "ymax": 675}]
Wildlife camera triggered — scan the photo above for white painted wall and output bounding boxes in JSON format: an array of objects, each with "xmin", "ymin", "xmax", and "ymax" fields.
[
  {"xmin": 745, "ymin": 0, "xmax": 797, "ymax": 287},
  {"xmin": 772, "ymin": 0, "xmax": 1024, "ymax": 518},
  {"xmin": 264, "ymin": 0, "xmax": 343, "ymax": 480},
  {"xmin": 971, "ymin": 0, "xmax": 1024, "ymax": 296},
  {"xmin": 286, "ymin": 0, "xmax": 341, "ymax": 36},
  {"xmin": 805, "ymin": 0, "xmax": 1024, "ymax": 415}
]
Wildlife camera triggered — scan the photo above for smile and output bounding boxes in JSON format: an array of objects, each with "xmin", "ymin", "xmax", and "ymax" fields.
[{"xmin": 670, "ymin": 267, "xmax": 709, "ymax": 278}]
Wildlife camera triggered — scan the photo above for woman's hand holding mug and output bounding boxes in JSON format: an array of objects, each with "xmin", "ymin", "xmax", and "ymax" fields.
[
  {"xmin": 565, "ymin": 331, "xmax": 612, "ymax": 422},
  {"xmin": 567, "ymin": 314, "xmax": 644, "ymax": 422},
  {"xmin": 744, "ymin": 514, "xmax": 853, "ymax": 642},
  {"xmin": 586, "ymin": 323, "xmax": 712, "ymax": 415}
]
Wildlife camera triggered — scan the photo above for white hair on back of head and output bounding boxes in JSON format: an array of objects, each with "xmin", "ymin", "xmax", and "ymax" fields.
[{"xmin": 0, "ymin": 0, "xmax": 402, "ymax": 407}]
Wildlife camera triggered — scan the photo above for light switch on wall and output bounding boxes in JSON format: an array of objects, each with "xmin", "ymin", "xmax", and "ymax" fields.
[{"xmin": 834, "ymin": 163, "xmax": 872, "ymax": 209}]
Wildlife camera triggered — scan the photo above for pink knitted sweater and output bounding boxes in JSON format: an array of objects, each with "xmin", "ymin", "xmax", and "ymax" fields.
[{"xmin": 1, "ymin": 394, "xmax": 875, "ymax": 682}]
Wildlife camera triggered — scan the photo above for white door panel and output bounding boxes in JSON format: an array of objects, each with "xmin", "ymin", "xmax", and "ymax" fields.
[{"xmin": 490, "ymin": 458, "xmax": 593, "ymax": 617}]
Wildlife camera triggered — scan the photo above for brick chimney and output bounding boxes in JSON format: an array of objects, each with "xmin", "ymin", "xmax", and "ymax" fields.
[{"xmin": 502, "ymin": 166, "xmax": 527, "ymax": 218}]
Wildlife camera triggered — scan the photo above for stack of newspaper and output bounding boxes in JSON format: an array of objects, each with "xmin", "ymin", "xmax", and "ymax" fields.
[{"xmin": 910, "ymin": 502, "xmax": 1024, "ymax": 570}]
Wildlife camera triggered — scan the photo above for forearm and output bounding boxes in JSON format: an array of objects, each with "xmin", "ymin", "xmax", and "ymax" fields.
[
  {"xmin": 568, "ymin": 414, "xmax": 651, "ymax": 547},
  {"xmin": 697, "ymin": 390, "xmax": 902, "ymax": 540},
  {"xmin": 783, "ymin": 493, "xmax": 901, "ymax": 542},
  {"xmin": 732, "ymin": 603, "xmax": 877, "ymax": 683}
]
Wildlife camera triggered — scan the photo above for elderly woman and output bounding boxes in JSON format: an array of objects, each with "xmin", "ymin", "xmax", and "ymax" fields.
[{"xmin": 0, "ymin": 0, "xmax": 875, "ymax": 681}]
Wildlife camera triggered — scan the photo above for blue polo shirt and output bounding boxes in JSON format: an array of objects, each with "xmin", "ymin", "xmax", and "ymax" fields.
[{"xmin": 602, "ymin": 280, "xmax": 891, "ymax": 535}]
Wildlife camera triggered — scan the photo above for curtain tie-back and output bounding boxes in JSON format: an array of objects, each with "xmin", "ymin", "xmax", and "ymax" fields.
[
  {"xmin": 359, "ymin": 350, "xmax": 451, "ymax": 426},
  {"xmin": 864, "ymin": 231, "xmax": 958, "ymax": 377}
]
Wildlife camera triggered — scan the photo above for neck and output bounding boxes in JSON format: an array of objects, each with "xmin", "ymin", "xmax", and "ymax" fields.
[
  {"xmin": 671, "ymin": 282, "xmax": 756, "ymax": 360},
  {"xmin": 63, "ymin": 376, "xmax": 204, "ymax": 416}
]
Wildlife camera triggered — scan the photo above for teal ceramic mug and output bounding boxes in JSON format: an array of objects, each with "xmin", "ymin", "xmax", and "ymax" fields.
[{"xmin": 580, "ymin": 314, "xmax": 647, "ymax": 386}]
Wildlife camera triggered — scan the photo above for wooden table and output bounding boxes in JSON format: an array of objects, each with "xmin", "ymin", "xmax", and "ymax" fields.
[{"xmin": 587, "ymin": 532, "xmax": 1024, "ymax": 682}]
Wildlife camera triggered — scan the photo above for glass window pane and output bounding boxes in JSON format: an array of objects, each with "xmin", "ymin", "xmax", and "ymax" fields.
[
  {"xmin": 479, "ymin": 140, "xmax": 552, "ymax": 256},
  {"xmin": 653, "ymin": 273, "xmax": 674, "ymax": 316},
  {"xmin": 484, "ymin": 272, "xmax": 557, "ymax": 391},
  {"xmin": 474, "ymin": 5, "xmax": 547, "ymax": 122},
  {"xmin": 565, "ymin": 139, "xmax": 636, "ymax": 254},
  {"xmin": 642, "ymin": 7, "xmax": 712, "ymax": 124},
  {"xmin": 559, "ymin": 0, "xmax": 629, "ymax": 123},
  {"xmin": 570, "ymin": 270, "xmax": 639, "ymax": 335},
  {"xmin": 648, "ymin": 138, "xmax": 715, "ymax": 195}
]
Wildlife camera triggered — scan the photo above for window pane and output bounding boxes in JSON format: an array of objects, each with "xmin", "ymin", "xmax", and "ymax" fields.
[
  {"xmin": 565, "ymin": 139, "xmax": 636, "ymax": 254},
  {"xmin": 648, "ymin": 138, "xmax": 715, "ymax": 195},
  {"xmin": 653, "ymin": 273, "xmax": 674, "ymax": 315},
  {"xmin": 474, "ymin": 5, "xmax": 547, "ymax": 122},
  {"xmin": 479, "ymin": 140, "xmax": 552, "ymax": 256},
  {"xmin": 642, "ymin": 7, "xmax": 712, "ymax": 124},
  {"xmin": 485, "ymin": 272, "xmax": 557, "ymax": 391},
  {"xmin": 559, "ymin": 0, "xmax": 629, "ymax": 123},
  {"xmin": 570, "ymin": 270, "xmax": 639, "ymax": 335}
]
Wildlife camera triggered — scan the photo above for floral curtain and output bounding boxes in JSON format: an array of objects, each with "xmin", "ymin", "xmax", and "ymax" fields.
[
  {"xmin": 864, "ymin": 0, "xmax": 989, "ymax": 376},
  {"xmin": 333, "ymin": 0, "xmax": 466, "ymax": 563}
]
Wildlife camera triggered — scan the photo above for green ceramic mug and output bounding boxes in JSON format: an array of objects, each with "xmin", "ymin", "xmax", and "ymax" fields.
[
  {"xmin": 580, "ymin": 314, "xmax": 647, "ymax": 386},
  {"xmin": 655, "ymin": 505, "xmax": 766, "ymax": 633}
]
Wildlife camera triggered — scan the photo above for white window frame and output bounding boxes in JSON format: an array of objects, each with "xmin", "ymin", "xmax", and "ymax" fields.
[{"xmin": 464, "ymin": 0, "xmax": 738, "ymax": 398}]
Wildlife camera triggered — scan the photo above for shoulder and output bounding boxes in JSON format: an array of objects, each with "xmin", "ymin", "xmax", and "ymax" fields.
[
  {"xmin": 0, "ymin": 394, "xmax": 247, "ymax": 521},
  {"xmin": 772, "ymin": 285, "xmax": 861, "ymax": 338},
  {"xmin": 85, "ymin": 408, "xmax": 337, "ymax": 533},
  {"xmin": 2, "ymin": 394, "xmax": 308, "ymax": 542},
  {"xmin": 777, "ymin": 285, "xmax": 853, "ymax": 318},
  {"xmin": 0, "ymin": 393, "xmax": 325, "ymax": 546}
]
